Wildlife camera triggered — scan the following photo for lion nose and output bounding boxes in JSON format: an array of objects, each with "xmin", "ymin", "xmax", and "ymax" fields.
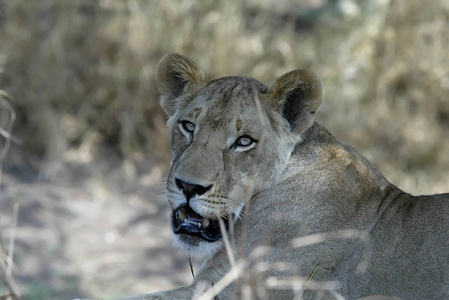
[{"xmin": 175, "ymin": 178, "xmax": 212, "ymax": 200}]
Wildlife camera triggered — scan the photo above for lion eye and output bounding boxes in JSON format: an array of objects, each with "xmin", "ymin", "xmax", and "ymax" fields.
[
  {"xmin": 179, "ymin": 121, "xmax": 195, "ymax": 136},
  {"xmin": 235, "ymin": 135, "xmax": 255, "ymax": 149}
]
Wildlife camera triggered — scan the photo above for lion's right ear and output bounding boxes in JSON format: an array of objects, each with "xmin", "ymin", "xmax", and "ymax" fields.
[
  {"xmin": 157, "ymin": 53, "xmax": 205, "ymax": 117},
  {"xmin": 268, "ymin": 69, "xmax": 323, "ymax": 136}
]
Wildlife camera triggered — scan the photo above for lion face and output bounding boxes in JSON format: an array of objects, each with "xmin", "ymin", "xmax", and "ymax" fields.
[
  {"xmin": 164, "ymin": 79, "xmax": 293, "ymax": 257},
  {"xmin": 157, "ymin": 54, "xmax": 322, "ymax": 258}
]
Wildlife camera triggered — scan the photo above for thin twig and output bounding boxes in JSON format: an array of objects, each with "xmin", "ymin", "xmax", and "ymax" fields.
[
  {"xmin": 218, "ymin": 217, "xmax": 236, "ymax": 269},
  {"xmin": 0, "ymin": 128, "xmax": 21, "ymax": 144},
  {"xmin": 0, "ymin": 91, "xmax": 17, "ymax": 184},
  {"xmin": 188, "ymin": 257, "xmax": 195, "ymax": 278},
  {"xmin": 295, "ymin": 263, "xmax": 319, "ymax": 300},
  {"xmin": 7, "ymin": 203, "xmax": 20, "ymax": 278},
  {"xmin": 196, "ymin": 261, "xmax": 246, "ymax": 300},
  {"xmin": 0, "ymin": 240, "xmax": 22, "ymax": 299},
  {"xmin": 0, "ymin": 90, "xmax": 22, "ymax": 300},
  {"xmin": 265, "ymin": 276, "xmax": 340, "ymax": 291},
  {"xmin": 291, "ymin": 229, "xmax": 370, "ymax": 272}
]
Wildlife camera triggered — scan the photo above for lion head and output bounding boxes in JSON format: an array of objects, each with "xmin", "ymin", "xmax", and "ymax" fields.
[{"xmin": 157, "ymin": 53, "xmax": 322, "ymax": 258}]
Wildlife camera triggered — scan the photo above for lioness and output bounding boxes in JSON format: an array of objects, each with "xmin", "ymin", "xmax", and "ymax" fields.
[{"xmin": 124, "ymin": 54, "xmax": 449, "ymax": 300}]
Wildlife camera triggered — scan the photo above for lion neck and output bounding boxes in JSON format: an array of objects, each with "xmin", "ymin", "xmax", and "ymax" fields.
[{"xmin": 282, "ymin": 122, "xmax": 399, "ymax": 229}]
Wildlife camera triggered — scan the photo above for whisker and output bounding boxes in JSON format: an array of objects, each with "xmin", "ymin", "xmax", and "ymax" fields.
[
  {"xmin": 156, "ymin": 188, "xmax": 166, "ymax": 196},
  {"xmin": 155, "ymin": 180, "xmax": 167, "ymax": 189},
  {"xmin": 158, "ymin": 180, "xmax": 169, "ymax": 187},
  {"xmin": 165, "ymin": 190, "xmax": 179, "ymax": 198},
  {"xmin": 224, "ymin": 197, "xmax": 245, "ymax": 216}
]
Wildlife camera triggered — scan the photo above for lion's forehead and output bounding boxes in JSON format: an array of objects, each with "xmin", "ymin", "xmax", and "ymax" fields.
[
  {"xmin": 196, "ymin": 77, "xmax": 267, "ymax": 107},
  {"xmin": 182, "ymin": 79, "xmax": 270, "ymax": 131},
  {"xmin": 204, "ymin": 76, "xmax": 268, "ymax": 97}
]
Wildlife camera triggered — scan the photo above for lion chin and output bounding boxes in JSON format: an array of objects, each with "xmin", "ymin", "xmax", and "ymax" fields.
[{"xmin": 172, "ymin": 232, "xmax": 223, "ymax": 259}]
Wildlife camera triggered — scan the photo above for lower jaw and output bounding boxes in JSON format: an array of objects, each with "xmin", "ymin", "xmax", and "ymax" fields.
[
  {"xmin": 172, "ymin": 225, "xmax": 223, "ymax": 242},
  {"xmin": 174, "ymin": 234, "xmax": 223, "ymax": 258},
  {"xmin": 177, "ymin": 234, "xmax": 203, "ymax": 246}
]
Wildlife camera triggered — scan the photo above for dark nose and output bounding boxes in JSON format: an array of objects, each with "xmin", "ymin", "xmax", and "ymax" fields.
[{"xmin": 175, "ymin": 178, "xmax": 212, "ymax": 200}]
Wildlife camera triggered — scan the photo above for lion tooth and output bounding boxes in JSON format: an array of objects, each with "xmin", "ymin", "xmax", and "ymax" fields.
[
  {"xmin": 202, "ymin": 219, "xmax": 210, "ymax": 228},
  {"xmin": 178, "ymin": 209, "xmax": 186, "ymax": 222}
]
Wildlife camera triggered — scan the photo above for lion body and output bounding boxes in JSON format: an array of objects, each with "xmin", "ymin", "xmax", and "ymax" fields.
[{"xmin": 122, "ymin": 54, "xmax": 449, "ymax": 300}]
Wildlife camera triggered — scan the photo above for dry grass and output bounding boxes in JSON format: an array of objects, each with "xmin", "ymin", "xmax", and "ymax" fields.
[
  {"xmin": 189, "ymin": 230, "xmax": 369, "ymax": 300},
  {"xmin": 1, "ymin": 0, "xmax": 447, "ymax": 192},
  {"xmin": 0, "ymin": 91, "xmax": 16, "ymax": 183},
  {"xmin": 0, "ymin": 91, "xmax": 22, "ymax": 300}
]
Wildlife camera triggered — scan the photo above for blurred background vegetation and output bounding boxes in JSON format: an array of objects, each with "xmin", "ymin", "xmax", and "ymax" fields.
[
  {"xmin": 1, "ymin": 0, "xmax": 449, "ymax": 191},
  {"xmin": 0, "ymin": 0, "xmax": 448, "ymax": 299}
]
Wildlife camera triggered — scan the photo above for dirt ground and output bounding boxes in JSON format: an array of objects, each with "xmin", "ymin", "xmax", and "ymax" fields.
[{"xmin": 0, "ymin": 150, "xmax": 198, "ymax": 300}]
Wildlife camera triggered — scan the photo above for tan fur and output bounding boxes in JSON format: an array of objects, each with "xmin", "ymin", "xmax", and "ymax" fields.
[{"xmin": 124, "ymin": 54, "xmax": 449, "ymax": 300}]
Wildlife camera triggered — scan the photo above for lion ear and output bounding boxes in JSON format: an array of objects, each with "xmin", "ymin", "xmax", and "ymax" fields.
[
  {"xmin": 269, "ymin": 69, "xmax": 323, "ymax": 135},
  {"xmin": 157, "ymin": 53, "xmax": 205, "ymax": 116}
]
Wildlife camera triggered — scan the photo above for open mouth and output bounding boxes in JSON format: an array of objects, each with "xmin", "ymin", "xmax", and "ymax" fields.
[{"xmin": 172, "ymin": 205, "xmax": 229, "ymax": 242}]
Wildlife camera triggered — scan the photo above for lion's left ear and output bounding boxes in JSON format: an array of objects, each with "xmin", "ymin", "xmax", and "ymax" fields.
[
  {"xmin": 157, "ymin": 53, "xmax": 205, "ymax": 117},
  {"xmin": 268, "ymin": 69, "xmax": 323, "ymax": 135}
]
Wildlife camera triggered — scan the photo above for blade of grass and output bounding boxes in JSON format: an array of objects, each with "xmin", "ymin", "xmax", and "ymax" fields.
[
  {"xmin": 0, "ymin": 91, "xmax": 22, "ymax": 300},
  {"xmin": 0, "ymin": 91, "xmax": 16, "ymax": 184}
]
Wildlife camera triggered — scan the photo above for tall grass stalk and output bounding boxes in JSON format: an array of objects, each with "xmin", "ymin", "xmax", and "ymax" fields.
[{"xmin": 0, "ymin": 91, "xmax": 22, "ymax": 300}]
